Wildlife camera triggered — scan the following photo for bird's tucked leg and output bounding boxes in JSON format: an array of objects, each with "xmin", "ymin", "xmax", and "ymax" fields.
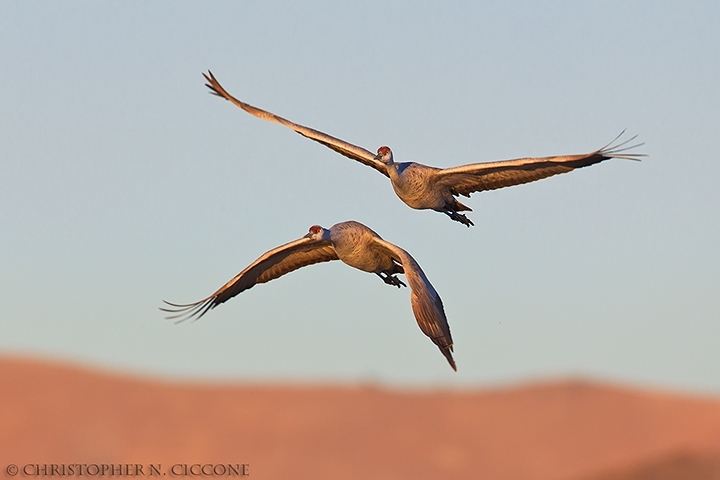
[
  {"xmin": 445, "ymin": 211, "xmax": 474, "ymax": 227},
  {"xmin": 376, "ymin": 272, "xmax": 406, "ymax": 288}
]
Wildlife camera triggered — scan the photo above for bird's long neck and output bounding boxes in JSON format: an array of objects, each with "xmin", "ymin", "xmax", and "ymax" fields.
[{"xmin": 385, "ymin": 161, "xmax": 400, "ymax": 181}]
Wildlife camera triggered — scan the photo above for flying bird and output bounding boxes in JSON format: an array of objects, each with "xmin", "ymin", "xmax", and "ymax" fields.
[
  {"xmin": 203, "ymin": 71, "xmax": 645, "ymax": 227},
  {"xmin": 161, "ymin": 221, "xmax": 456, "ymax": 370}
]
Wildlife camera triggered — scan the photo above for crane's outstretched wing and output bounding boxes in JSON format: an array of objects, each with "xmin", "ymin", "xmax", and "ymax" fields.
[
  {"xmin": 373, "ymin": 238, "xmax": 456, "ymax": 371},
  {"xmin": 203, "ymin": 71, "xmax": 390, "ymax": 178},
  {"xmin": 161, "ymin": 236, "xmax": 338, "ymax": 322},
  {"xmin": 434, "ymin": 132, "xmax": 645, "ymax": 197}
]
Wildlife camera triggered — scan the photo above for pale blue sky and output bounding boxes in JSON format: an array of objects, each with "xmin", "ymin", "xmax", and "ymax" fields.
[{"xmin": 1, "ymin": 2, "xmax": 718, "ymax": 390}]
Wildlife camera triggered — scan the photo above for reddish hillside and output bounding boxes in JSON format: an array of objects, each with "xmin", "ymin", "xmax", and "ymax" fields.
[{"xmin": 2, "ymin": 357, "xmax": 720, "ymax": 480}]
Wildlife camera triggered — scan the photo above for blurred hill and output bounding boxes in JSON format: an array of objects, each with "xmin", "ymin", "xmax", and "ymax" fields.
[
  {"xmin": 581, "ymin": 451, "xmax": 720, "ymax": 480},
  {"xmin": 2, "ymin": 356, "xmax": 720, "ymax": 480}
]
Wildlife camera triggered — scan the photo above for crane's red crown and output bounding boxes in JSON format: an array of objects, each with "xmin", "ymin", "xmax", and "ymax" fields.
[
  {"xmin": 308, "ymin": 225, "xmax": 323, "ymax": 234},
  {"xmin": 377, "ymin": 146, "xmax": 391, "ymax": 156}
]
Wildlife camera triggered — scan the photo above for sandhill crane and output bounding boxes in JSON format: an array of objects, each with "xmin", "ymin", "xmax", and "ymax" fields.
[
  {"xmin": 162, "ymin": 221, "xmax": 456, "ymax": 370},
  {"xmin": 203, "ymin": 71, "xmax": 645, "ymax": 227}
]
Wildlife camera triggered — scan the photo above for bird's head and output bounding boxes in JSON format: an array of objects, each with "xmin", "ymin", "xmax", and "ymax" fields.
[
  {"xmin": 375, "ymin": 146, "xmax": 394, "ymax": 164},
  {"xmin": 304, "ymin": 224, "xmax": 329, "ymax": 241}
]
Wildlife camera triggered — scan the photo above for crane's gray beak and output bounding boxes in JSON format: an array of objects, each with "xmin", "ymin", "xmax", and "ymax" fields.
[{"xmin": 303, "ymin": 232, "xmax": 313, "ymax": 239}]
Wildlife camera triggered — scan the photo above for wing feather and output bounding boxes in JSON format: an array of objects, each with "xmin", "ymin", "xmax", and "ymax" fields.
[
  {"xmin": 203, "ymin": 71, "xmax": 389, "ymax": 178},
  {"xmin": 373, "ymin": 239, "xmax": 456, "ymax": 370},
  {"xmin": 436, "ymin": 132, "xmax": 645, "ymax": 197},
  {"xmin": 161, "ymin": 237, "xmax": 338, "ymax": 322}
]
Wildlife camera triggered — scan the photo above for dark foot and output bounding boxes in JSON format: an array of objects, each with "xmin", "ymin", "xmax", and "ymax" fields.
[
  {"xmin": 377, "ymin": 272, "xmax": 406, "ymax": 288},
  {"xmin": 446, "ymin": 211, "xmax": 474, "ymax": 227}
]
